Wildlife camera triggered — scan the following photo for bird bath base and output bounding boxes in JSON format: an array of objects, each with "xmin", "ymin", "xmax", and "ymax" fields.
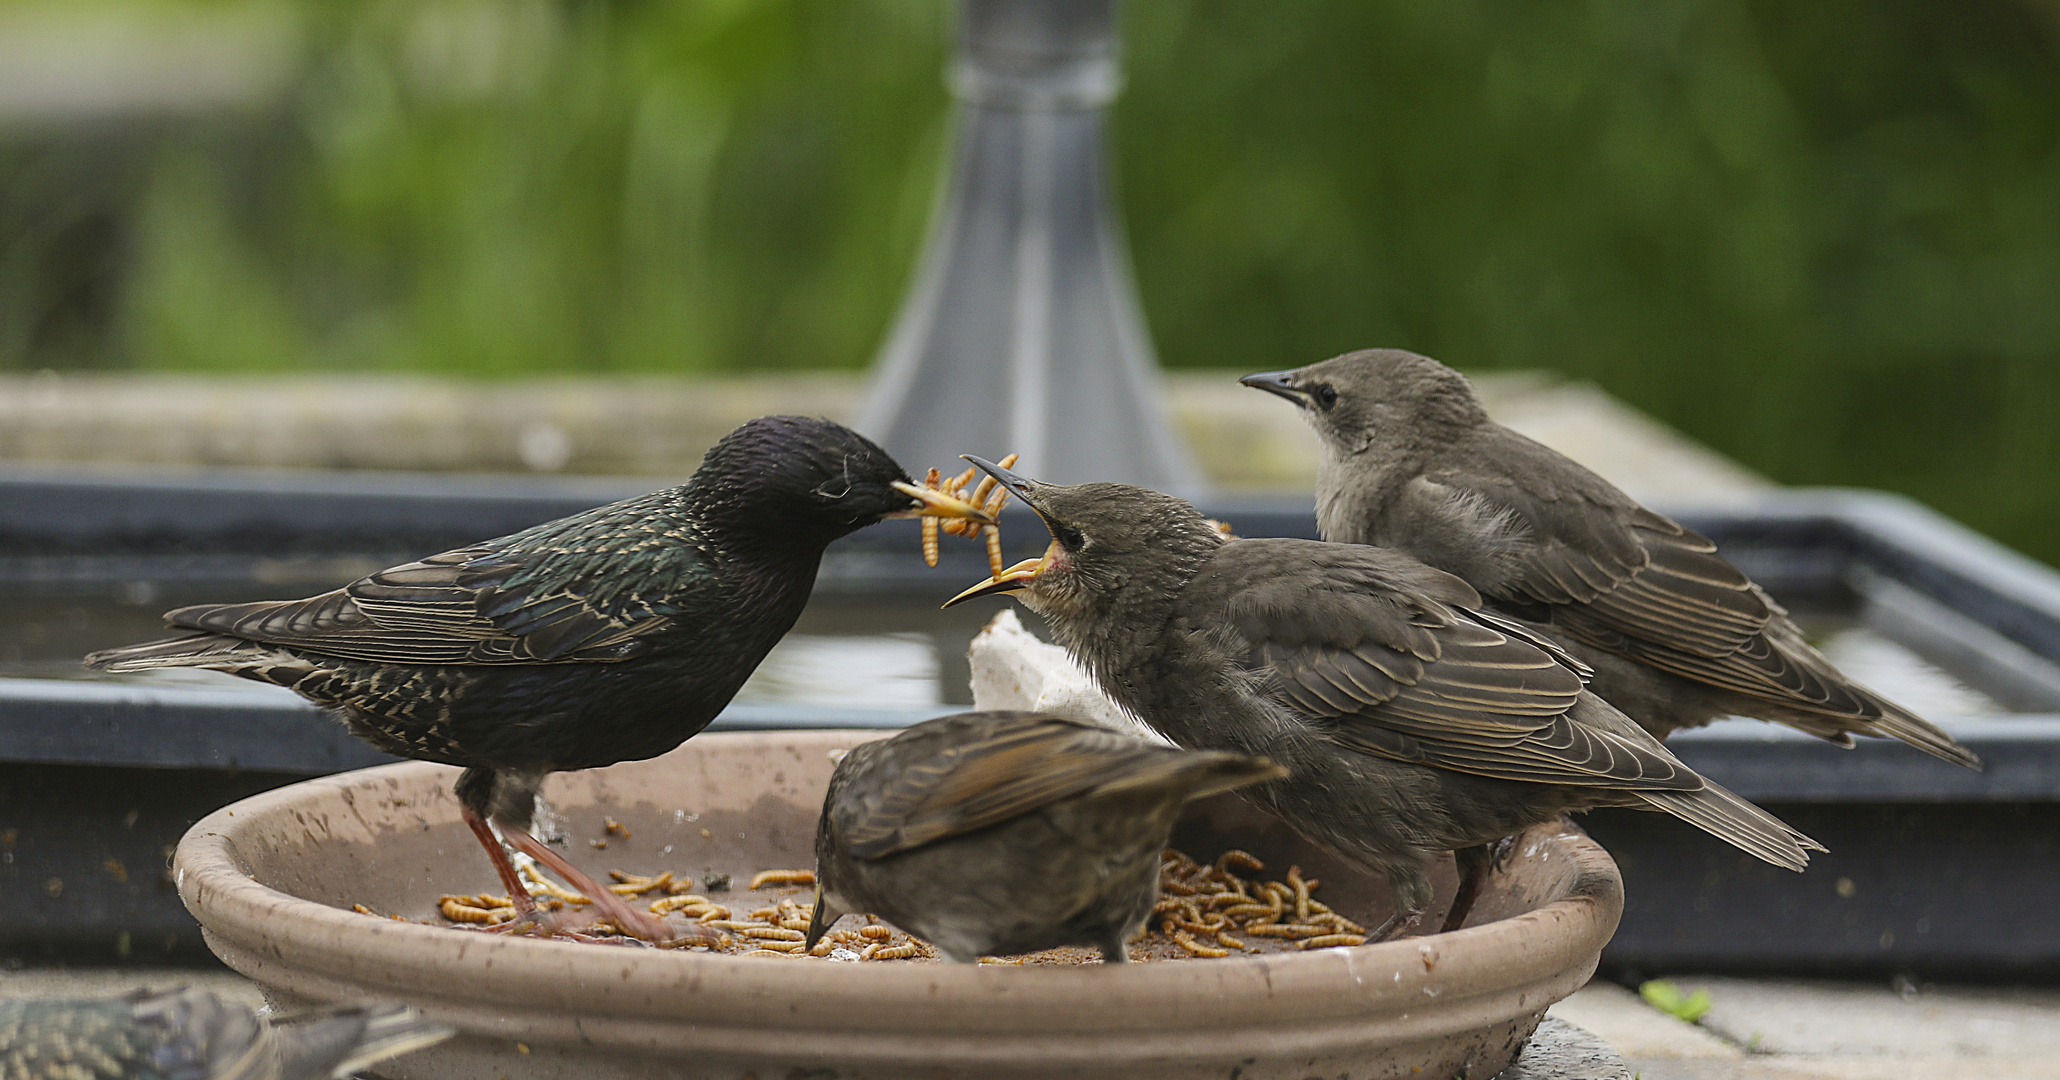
[{"xmin": 175, "ymin": 730, "xmax": 1621, "ymax": 1080}]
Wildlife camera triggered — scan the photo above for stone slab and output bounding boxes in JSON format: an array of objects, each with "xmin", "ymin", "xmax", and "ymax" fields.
[
  {"xmin": 1496, "ymin": 1017, "xmax": 1634, "ymax": 1080},
  {"xmin": 1670, "ymin": 975, "xmax": 2060, "ymax": 1058},
  {"xmin": 1548, "ymin": 981, "xmax": 1742, "ymax": 1059}
]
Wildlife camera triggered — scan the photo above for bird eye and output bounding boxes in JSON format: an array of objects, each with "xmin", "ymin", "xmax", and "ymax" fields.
[
  {"xmin": 1312, "ymin": 384, "xmax": 1339, "ymax": 410},
  {"xmin": 1057, "ymin": 524, "xmax": 1086, "ymax": 549}
]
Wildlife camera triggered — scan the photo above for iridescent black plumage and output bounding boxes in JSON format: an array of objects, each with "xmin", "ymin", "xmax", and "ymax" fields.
[
  {"xmin": 85, "ymin": 416, "xmax": 989, "ymax": 940},
  {"xmin": 0, "ymin": 988, "xmax": 448, "ymax": 1080}
]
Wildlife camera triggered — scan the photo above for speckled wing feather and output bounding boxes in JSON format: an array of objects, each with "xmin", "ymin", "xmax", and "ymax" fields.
[
  {"xmin": 1211, "ymin": 540, "xmax": 1700, "ymax": 792},
  {"xmin": 1413, "ymin": 440, "xmax": 1892, "ymax": 712},
  {"xmin": 839, "ymin": 715, "xmax": 1226, "ymax": 860},
  {"xmin": 154, "ymin": 491, "xmax": 710, "ymax": 666}
]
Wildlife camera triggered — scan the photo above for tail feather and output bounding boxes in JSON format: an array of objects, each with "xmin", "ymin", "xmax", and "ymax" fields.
[
  {"xmin": 1090, "ymin": 750, "xmax": 1288, "ymax": 803},
  {"xmin": 271, "ymin": 1003, "xmax": 453, "ymax": 1080},
  {"xmin": 1175, "ymin": 752, "xmax": 1292, "ymax": 802},
  {"xmin": 1638, "ymin": 780, "xmax": 1821, "ymax": 872},
  {"xmin": 1860, "ymin": 695, "xmax": 1983, "ymax": 770},
  {"xmin": 83, "ymin": 632, "xmax": 264, "ymax": 673}
]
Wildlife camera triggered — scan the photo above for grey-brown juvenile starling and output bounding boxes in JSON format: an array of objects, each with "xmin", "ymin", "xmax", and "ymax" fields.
[
  {"xmin": 1241, "ymin": 349, "xmax": 1979, "ymax": 768},
  {"xmin": 807, "ymin": 711, "xmax": 1285, "ymax": 962},
  {"xmin": 945, "ymin": 460, "xmax": 1821, "ymax": 937},
  {"xmin": 0, "ymin": 988, "xmax": 450, "ymax": 1080},
  {"xmin": 83, "ymin": 417, "xmax": 993, "ymax": 943}
]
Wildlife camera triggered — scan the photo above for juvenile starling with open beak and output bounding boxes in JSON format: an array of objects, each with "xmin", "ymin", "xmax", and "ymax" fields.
[
  {"xmin": 807, "ymin": 711, "xmax": 1285, "ymax": 962},
  {"xmin": 0, "ymin": 988, "xmax": 450, "ymax": 1080},
  {"xmin": 1241, "ymin": 349, "xmax": 1979, "ymax": 768},
  {"xmin": 945, "ymin": 461, "xmax": 1821, "ymax": 937},
  {"xmin": 84, "ymin": 417, "xmax": 993, "ymax": 944}
]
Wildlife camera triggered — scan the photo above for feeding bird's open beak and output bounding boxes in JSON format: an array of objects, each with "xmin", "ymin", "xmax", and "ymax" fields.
[
  {"xmin": 888, "ymin": 481, "xmax": 997, "ymax": 524},
  {"xmin": 940, "ymin": 455, "xmax": 1058, "ymax": 608},
  {"xmin": 1238, "ymin": 370, "xmax": 1312, "ymax": 405},
  {"xmin": 942, "ymin": 553, "xmax": 1049, "ymax": 608}
]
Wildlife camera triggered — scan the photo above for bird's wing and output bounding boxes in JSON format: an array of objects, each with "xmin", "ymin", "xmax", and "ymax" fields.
[
  {"xmin": 1412, "ymin": 432, "xmax": 1772, "ymax": 661},
  {"xmin": 1213, "ymin": 541, "xmax": 1699, "ymax": 791},
  {"xmin": 842, "ymin": 715, "xmax": 1196, "ymax": 860},
  {"xmin": 162, "ymin": 492, "xmax": 699, "ymax": 665}
]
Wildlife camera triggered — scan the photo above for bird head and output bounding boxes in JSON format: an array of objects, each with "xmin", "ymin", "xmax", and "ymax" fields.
[
  {"xmin": 697, "ymin": 417, "xmax": 993, "ymax": 540},
  {"xmin": 1238, "ymin": 349, "xmax": 1487, "ymax": 458},
  {"xmin": 942, "ymin": 458, "xmax": 1223, "ymax": 631}
]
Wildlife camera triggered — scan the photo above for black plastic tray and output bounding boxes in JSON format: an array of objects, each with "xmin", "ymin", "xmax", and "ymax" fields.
[{"xmin": 3, "ymin": 466, "xmax": 2056, "ymax": 974}]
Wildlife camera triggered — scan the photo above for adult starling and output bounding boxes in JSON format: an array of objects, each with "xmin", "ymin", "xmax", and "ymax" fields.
[
  {"xmin": 0, "ymin": 988, "xmax": 450, "ymax": 1080},
  {"xmin": 945, "ymin": 461, "xmax": 1821, "ymax": 937},
  {"xmin": 84, "ymin": 417, "xmax": 993, "ymax": 943},
  {"xmin": 806, "ymin": 711, "xmax": 1284, "ymax": 962},
  {"xmin": 1241, "ymin": 350, "xmax": 1979, "ymax": 768}
]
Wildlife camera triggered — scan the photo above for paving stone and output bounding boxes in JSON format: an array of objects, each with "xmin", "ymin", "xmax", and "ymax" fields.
[
  {"xmin": 1549, "ymin": 981, "xmax": 1742, "ymax": 1059},
  {"xmin": 1668, "ymin": 975, "xmax": 2060, "ymax": 1058},
  {"xmin": 1496, "ymin": 1017, "xmax": 1633, "ymax": 1079},
  {"xmin": 1625, "ymin": 1057, "xmax": 2060, "ymax": 1080}
]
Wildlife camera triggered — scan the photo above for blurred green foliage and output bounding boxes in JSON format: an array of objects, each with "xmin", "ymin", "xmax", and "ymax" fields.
[{"xmin": 0, "ymin": 0, "xmax": 2056, "ymax": 562}]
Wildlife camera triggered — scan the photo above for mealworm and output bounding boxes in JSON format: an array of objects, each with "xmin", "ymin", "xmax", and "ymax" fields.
[
  {"xmin": 748, "ymin": 869, "xmax": 815, "ymax": 890},
  {"xmin": 858, "ymin": 924, "xmax": 893, "ymax": 941},
  {"xmin": 740, "ymin": 949, "xmax": 795, "ymax": 959},
  {"xmin": 741, "ymin": 926, "xmax": 804, "ymax": 941},
  {"xmin": 439, "ymin": 897, "xmax": 511, "ymax": 924},
  {"xmin": 1173, "ymin": 930, "xmax": 1231, "ymax": 958},
  {"xmin": 696, "ymin": 906, "xmax": 730, "ymax": 923},
  {"xmin": 603, "ymin": 817, "xmax": 631, "ymax": 839},
  {"xmin": 1312, "ymin": 912, "xmax": 1367, "ymax": 934},
  {"xmin": 809, "ymin": 937, "xmax": 839, "ymax": 957},
  {"xmin": 866, "ymin": 943, "xmax": 919, "ymax": 960},
  {"xmin": 983, "ymin": 525, "xmax": 1005, "ymax": 577},
  {"xmin": 1297, "ymin": 934, "xmax": 1366, "ymax": 949},
  {"xmin": 608, "ymin": 871, "xmax": 671, "ymax": 896},
  {"xmin": 1215, "ymin": 931, "xmax": 1247, "ymax": 950},
  {"xmin": 519, "ymin": 867, "xmax": 590, "ymax": 904},
  {"xmin": 1215, "ymin": 849, "xmax": 1265, "ymax": 875},
  {"xmin": 1288, "ymin": 866, "xmax": 1311, "ymax": 924},
  {"xmin": 649, "ymin": 894, "xmax": 712, "ymax": 915}
]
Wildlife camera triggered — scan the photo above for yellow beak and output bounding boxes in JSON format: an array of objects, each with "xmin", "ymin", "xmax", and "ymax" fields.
[
  {"xmin": 888, "ymin": 480, "xmax": 997, "ymax": 524},
  {"xmin": 942, "ymin": 547, "xmax": 1052, "ymax": 608}
]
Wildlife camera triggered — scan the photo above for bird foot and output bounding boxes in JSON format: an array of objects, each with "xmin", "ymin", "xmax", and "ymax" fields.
[
  {"xmin": 497, "ymin": 822, "xmax": 715, "ymax": 945},
  {"xmin": 1366, "ymin": 911, "xmax": 1422, "ymax": 943}
]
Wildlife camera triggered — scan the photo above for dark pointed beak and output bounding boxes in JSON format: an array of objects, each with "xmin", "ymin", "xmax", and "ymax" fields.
[
  {"xmin": 961, "ymin": 455, "xmax": 1036, "ymax": 504},
  {"xmin": 805, "ymin": 887, "xmax": 833, "ymax": 952},
  {"xmin": 942, "ymin": 455, "xmax": 1061, "ymax": 610},
  {"xmin": 1239, "ymin": 370, "xmax": 1312, "ymax": 405},
  {"xmin": 888, "ymin": 481, "xmax": 997, "ymax": 524}
]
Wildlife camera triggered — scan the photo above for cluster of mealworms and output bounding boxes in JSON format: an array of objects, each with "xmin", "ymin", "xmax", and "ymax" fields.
[
  {"xmin": 401, "ymin": 847, "xmax": 1368, "ymax": 962},
  {"xmin": 418, "ymin": 866, "xmax": 935, "ymax": 961},
  {"xmin": 1144, "ymin": 849, "xmax": 1368, "ymax": 958},
  {"xmin": 918, "ymin": 453, "xmax": 1018, "ymax": 576}
]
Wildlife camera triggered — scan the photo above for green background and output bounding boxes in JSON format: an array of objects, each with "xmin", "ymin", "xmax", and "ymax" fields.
[{"xmin": 3, "ymin": 0, "xmax": 2056, "ymax": 563}]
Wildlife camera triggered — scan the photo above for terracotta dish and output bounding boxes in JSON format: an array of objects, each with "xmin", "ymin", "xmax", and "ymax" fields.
[{"xmin": 176, "ymin": 730, "xmax": 1622, "ymax": 1079}]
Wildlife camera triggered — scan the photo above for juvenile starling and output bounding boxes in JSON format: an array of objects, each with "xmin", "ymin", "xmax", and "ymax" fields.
[
  {"xmin": 0, "ymin": 988, "xmax": 450, "ymax": 1080},
  {"xmin": 84, "ymin": 417, "xmax": 992, "ymax": 943},
  {"xmin": 946, "ymin": 461, "xmax": 1821, "ymax": 937},
  {"xmin": 806, "ymin": 711, "xmax": 1284, "ymax": 962},
  {"xmin": 1242, "ymin": 350, "xmax": 1979, "ymax": 768}
]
